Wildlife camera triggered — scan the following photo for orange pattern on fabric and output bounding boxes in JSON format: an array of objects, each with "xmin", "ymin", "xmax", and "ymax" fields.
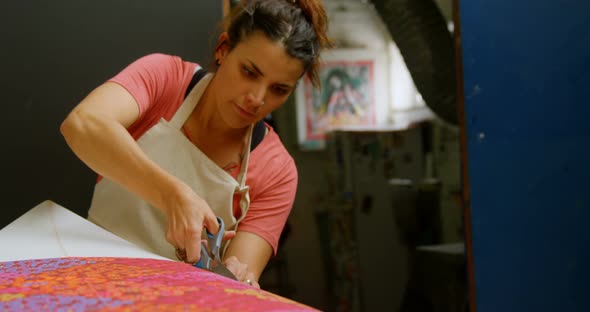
[{"xmin": 0, "ymin": 257, "xmax": 317, "ymax": 311}]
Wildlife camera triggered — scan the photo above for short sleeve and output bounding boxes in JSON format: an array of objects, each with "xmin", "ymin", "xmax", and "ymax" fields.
[{"xmin": 108, "ymin": 53, "xmax": 198, "ymax": 131}]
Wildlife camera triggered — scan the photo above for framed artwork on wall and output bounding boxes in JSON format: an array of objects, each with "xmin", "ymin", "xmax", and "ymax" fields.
[{"xmin": 295, "ymin": 48, "xmax": 388, "ymax": 150}]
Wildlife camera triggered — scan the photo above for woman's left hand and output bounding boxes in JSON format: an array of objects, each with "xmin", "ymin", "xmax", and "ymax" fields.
[{"xmin": 224, "ymin": 256, "xmax": 260, "ymax": 288}]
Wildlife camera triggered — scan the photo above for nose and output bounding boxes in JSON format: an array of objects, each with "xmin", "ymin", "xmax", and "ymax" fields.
[{"xmin": 245, "ymin": 85, "xmax": 266, "ymax": 108}]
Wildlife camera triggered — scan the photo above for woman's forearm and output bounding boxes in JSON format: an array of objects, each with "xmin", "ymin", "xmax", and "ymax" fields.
[{"xmin": 60, "ymin": 109, "xmax": 182, "ymax": 213}]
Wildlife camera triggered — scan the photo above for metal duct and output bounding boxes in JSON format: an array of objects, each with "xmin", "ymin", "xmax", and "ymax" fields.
[{"xmin": 371, "ymin": 0, "xmax": 458, "ymax": 125}]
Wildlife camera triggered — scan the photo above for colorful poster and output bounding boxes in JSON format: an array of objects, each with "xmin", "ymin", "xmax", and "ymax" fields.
[{"xmin": 296, "ymin": 49, "xmax": 379, "ymax": 150}]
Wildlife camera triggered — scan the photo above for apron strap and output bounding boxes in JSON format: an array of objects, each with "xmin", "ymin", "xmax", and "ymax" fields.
[
  {"xmin": 169, "ymin": 71, "xmax": 213, "ymax": 130},
  {"xmin": 236, "ymin": 123, "xmax": 253, "ymax": 189},
  {"xmin": 184, "ymin": 68, "xmax": 208, "ymax": 98},
  {"xmin": 250, "ymin": 120, "xmax": 266, "ymax": 151}
]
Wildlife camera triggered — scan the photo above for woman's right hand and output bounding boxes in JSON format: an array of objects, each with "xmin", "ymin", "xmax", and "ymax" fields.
[{"xmin": 164, "ymin": 183, "xmax": 220, "ymax": 264}]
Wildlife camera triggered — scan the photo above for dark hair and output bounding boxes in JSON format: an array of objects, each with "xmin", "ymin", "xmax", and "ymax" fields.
[{"xmin": 225, "ymin": 0, "xmax": 332, "ymax": 88}]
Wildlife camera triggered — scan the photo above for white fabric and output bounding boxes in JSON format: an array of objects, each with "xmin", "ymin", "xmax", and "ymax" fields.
[
  {"xmin": 88, "ymin": 73, "xmax": 252, "ymax": 260},
  {"xmin": 0, "ymin": 200, "xmax": 169, "ymax": 262}
]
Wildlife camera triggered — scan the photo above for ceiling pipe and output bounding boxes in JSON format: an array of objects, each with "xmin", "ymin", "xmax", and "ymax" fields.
[{"xmin": 371, "ymin": 0, "xmax": 458, "ymax": 125}]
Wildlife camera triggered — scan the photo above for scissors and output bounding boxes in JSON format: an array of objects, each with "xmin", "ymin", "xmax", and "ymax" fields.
[{"xmin": 193, "ymin": 217, "xmax": 238, "ymax": 280}]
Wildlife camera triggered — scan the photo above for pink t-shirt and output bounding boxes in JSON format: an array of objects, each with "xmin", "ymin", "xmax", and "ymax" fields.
[{"xmin": 108, "ymin": 53, "xmax": 298, "ymax": 254}]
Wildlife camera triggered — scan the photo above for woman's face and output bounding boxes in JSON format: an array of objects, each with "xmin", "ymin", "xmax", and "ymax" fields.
[{"xmin": 212, "ymin": 31, "xmax": 305, "ymax": 129}]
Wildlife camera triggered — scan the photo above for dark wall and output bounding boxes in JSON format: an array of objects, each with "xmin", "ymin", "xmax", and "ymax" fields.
[
  {"xmin": 0, "ymin": 1, "xmax": 222, "ymax": 227},
  {"xmin": 459, "ymin": 0, "xmax": 590, "ymax": 311}
]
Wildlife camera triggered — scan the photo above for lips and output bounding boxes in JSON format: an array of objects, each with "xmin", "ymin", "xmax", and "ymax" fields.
[{"xmin": 233, "ymin": 102, "xmax": 257, "ymax": 119}]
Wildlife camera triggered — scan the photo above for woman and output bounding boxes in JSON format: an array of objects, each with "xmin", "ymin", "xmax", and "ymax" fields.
[{"xmin": 60, "ymin": 0, "xmax": 331, "ymax": 288}]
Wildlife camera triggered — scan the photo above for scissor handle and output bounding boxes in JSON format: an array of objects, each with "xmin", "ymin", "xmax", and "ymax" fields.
[
  {"xmin": 194, "ymin": 217, "xmax": 225, "ymax": 270},
  {"xmin": 194, "ymin": 242, "xmax": 211, "ymax": 269},
  {"xmin": 207, "ymin": 217, "xmax": 225, "ymax": 260}
]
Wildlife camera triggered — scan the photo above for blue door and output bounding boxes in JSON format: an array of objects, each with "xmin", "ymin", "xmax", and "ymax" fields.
[{"xmin": 458, "ymin": 1, "xmax": 590, "ymax": 311}]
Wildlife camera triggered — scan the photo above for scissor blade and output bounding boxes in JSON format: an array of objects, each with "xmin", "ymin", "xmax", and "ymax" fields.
[{"xmin": 211, "ymin": 263, "xmax": 238, "ymax": 280}]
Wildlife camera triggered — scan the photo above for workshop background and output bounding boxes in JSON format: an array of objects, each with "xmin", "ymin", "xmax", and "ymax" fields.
[{"xmin": 1, "ymin": 0, "xmax": 588, "ymax": 311}]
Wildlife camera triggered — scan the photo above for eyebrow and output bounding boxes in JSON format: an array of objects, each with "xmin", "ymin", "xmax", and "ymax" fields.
[
  {"xmin": 247, "ymin": 60, "xmax": 294, "ymax": 89},
  {"xmin": 247, "ymin": 60, "xmax": 264, "ymax": 77}
]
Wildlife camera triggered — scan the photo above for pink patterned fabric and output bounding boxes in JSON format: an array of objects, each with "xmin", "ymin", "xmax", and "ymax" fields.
[{"xmin": 0, "ymin": 257, "xmax": 317, "ymax": 311}]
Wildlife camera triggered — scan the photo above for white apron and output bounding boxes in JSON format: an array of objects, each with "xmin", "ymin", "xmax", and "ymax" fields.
[{"xmin": 88, "ymin": 73, "xmax": 252, "ymax": 260}]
